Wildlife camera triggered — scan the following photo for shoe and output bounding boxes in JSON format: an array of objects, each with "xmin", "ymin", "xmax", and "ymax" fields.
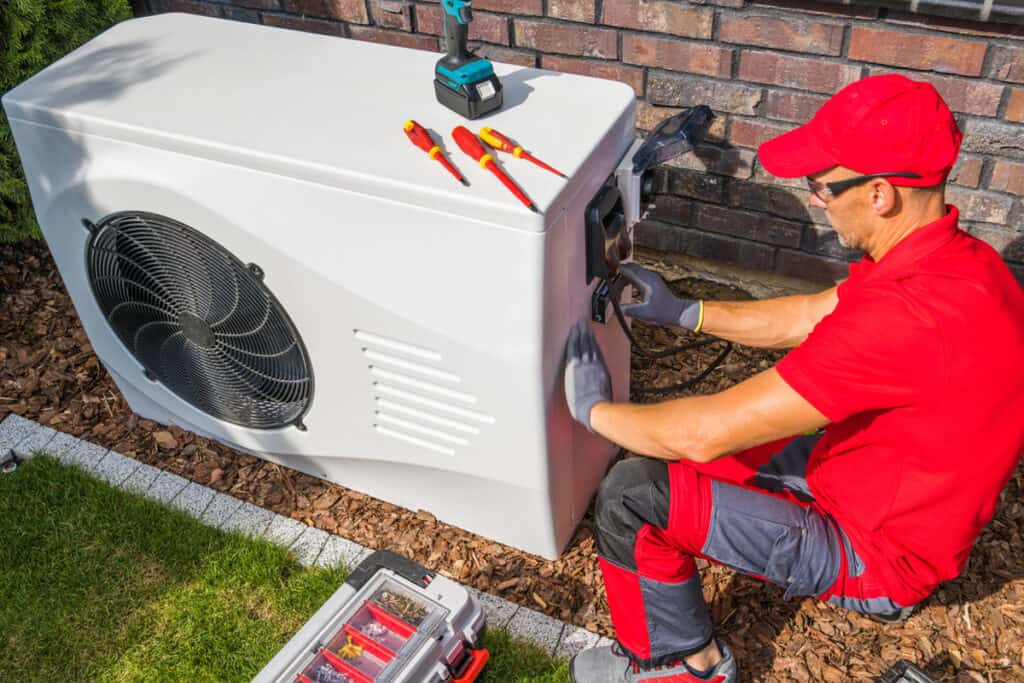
[
  {"xmin": 569, "ymin": 640, "xmax": 737, "ymax": 683},
  {"xmin": 869, "ymin": 606, "xmax": 915, "ymax": 625}
]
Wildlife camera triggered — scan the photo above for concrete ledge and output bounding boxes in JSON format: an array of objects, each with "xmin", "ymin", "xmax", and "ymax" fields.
[{"xmin": 0, "ymin": 413, "xmax": 607, "ymax": 660}]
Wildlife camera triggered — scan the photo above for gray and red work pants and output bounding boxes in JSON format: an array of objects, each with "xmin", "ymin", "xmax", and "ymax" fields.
[{"xmin": 596, "ymin": 434, "xmax": 913, "ymax": 668}]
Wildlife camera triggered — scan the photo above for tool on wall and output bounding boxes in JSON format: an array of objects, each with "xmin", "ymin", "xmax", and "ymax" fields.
[
  {"xmin": 479, "ymin": 127, "xmax": 566, "ymax": 177},
  {"xmin": 434, "ymin": 0, "xmax": 503, "ymax": 119},
  {"xmin": 452, "ymin": 125, "xmax": 536, "ymax": 211},
  {"xmin": 403, "ymin": 120, "xmax": 467, "ymax": 184}
]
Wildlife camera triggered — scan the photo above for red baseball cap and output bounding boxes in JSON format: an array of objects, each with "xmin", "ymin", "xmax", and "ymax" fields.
[{"xmin": 758, "ymin": 74, "xmax": 963, "ymax": 187}]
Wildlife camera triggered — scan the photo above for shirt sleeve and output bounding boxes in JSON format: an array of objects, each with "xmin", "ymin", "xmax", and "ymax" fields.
[{"xmin": 776, "ymin": 282, "xmax": 942, "ymax": 424}]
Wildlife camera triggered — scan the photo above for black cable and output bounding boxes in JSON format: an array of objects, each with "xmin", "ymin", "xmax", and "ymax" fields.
[{"xmin": 606, "ymin": 274, "xmax": 733, "ymax": 395}]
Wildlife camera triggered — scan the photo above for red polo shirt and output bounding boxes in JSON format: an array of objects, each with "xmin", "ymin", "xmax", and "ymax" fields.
[{"xmin": 777, "ymin": 205, "xmax": 1024, "ymax": 606}]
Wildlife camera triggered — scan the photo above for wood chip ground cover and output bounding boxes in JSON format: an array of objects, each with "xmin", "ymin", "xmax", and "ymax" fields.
[{"xmin": 2, "ymin": 241, "xmax": 1021, "ymax": 681}]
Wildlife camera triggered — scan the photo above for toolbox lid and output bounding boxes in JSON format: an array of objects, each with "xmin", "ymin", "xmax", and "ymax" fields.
[{"xmin": 2, "ymin": 13, "xmax": 637, "ymax": 232}]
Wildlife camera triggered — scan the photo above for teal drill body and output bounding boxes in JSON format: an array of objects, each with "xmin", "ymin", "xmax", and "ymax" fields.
[{"xmin": 434, "ymin": 0, "xmax": 503, "ymax": 119}]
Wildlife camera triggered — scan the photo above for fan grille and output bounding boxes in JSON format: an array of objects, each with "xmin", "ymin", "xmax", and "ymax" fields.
[{"xmin": 86, "ymin": 212, "xmax": 313, "ymax": 430}]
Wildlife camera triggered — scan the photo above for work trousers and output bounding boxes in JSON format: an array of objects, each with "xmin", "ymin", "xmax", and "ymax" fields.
[{"xmin": 595, "ymin": 434, "xmax": 911, "ymax": 668}]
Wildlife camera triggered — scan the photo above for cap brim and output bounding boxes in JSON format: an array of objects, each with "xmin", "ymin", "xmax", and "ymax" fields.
[{"xmin": 757, "ymin": 124, "xmax": 836, "ymax": 178}]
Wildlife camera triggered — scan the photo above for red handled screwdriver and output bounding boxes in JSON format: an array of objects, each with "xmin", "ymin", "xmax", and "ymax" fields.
[
  {"xmin": 404, "ymin": 120, "xmax": 467, "ymax": 185},
  {"xmin": 479, "ymin": 127, "xmax": 566, "ymax": 178},
  {"xmin": 451, "ymin": 126, "xmax": 537, "ymax": 212}
]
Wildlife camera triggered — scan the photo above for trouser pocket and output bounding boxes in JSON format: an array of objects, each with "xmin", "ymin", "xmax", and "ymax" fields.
[{"xmin": 702, "ymin": 480, "xmax": 842, "ymax": 600}]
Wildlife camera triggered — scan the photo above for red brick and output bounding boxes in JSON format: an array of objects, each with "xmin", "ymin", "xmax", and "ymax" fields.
[
  {"xmin": 548, "ymin": 0, "xmax": 596, "ymax": 23},
  {"xmin": 514, "ymin": 19, "xmax": 616, "ymax": 59},
  {"xmin": 966, "ymin": 225, "xmax": 1020, "ymax": 254},
  {"xmin": 739, "ymin": 50, "xmax": 859, "ymax": 95},
  {"xmin": 962, "ymin": 119, "xmax": 1024, "ymax": 161},
  {"xmin": 348, "ymin": 26, "xmax": 438, "ymax": 51},
  {"xmin": 648, "ymin": 72, "xmax": 762, "ymax": 115},
  {"xmin": 719, "ymin": 13, "xmax": 843, "ymax": 56},
  {"xmin": 946, "ymin": 187, "xmax": 1014, "ymax": 225},
  {"xmin": 764, "ymin": 89, "xmax": 827, "ymax": 123},
  {"xmin": 263, "ymin": 12, "xmax": 344, "ymax": 36},
  {"xmin": 753, "ymin": 164, "xmax": 807, "ymax": 190},
  {"xmin": 229, "ymin": 0, "xmax": 279, "ymax": 9},
  {"xmin": 622, "ymin": 35, "xmax": 731, "ymax": 79},
  {"xmin": 989, "ymin": 46, "xmax": 1024, "ymax": 84},
  {"xmin": 284, "ymin": 0, "xmax": 369, "ymax": 23},
  {"xmin": 989, "ymin": 160, "xmax": 1024, "ymax": 195},
  {"xmin": 848, "ymin": 27, "xmax": 986, "ymax": 77},
  {"xmin": 729, "ymin": 119, "xmax": 794, "ymax": 150},
  {"xmin": 369, "ymin": 0, "xmax": 411, "ymax": 31},
  {"xmin": 950, "ymin": 156, "xmax": 983, "ymax": 188},
  {"xmin": 222, "ymin": 6, "xmax": 260, "ymax": 22},
  {"xmin": 667, "ymin": 145, "xmax": 755, "ymax": 180},
  {"xmin": 883, "ymin": 11, "xmax": 1024, "ymax": 39},
  {"xmin": 663, "ymin": 167, "xmax": 727, "ymax": 203},
  {"xmin": 601, "ymin": 0, "xmax": 713, "ymax": 40},
  {"xmin": 474, "ymin": 0, "xmax": 542, "ymax": 15},
  {"xmin": 471, "ymin": 44, "xmax": 536, "ymax": 67},
  {"xmin": 867, "ymin": 67, "xmax": 1003, "ymax": 117},
  {"xmin": 750, "ymin": 0, "xmax": 878, "ymax": 18},
  {"xmin": 541, "ymin": 55, "xmax": 644, "ymax": 96},
  {"xmin": 1006, "ymin": 88, "xmax": 1024, "ymax": 124},
  {"xmin": 693, "ymin": 203, "xmax": 803, "ymax": 247},
  {"xmin": 775, "ymin": 250, "xmax": 850, "ymax": 284},
  {"xmin": 417, "ymin": 6, "xmax": 508, "ymax": 44},
  {"xmin": 728, "ymin": 181, "xmax": 815, "ymax": 222},
  {"xmin": 152, "ymin": 0, "xmax": 220, "ymax": 16},
  {"xmin": 636, "ymin": 102, "xmax": 727, "ymax": 142}
]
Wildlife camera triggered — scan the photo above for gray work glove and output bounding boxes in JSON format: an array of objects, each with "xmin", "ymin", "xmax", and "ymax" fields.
[
  {"xmin": 564, "ymin": 319, "xmax": 611, "ymax": 433},
  {"xmin": 619, "ymin": 263, "xmax": 703, "ymax": 331}
]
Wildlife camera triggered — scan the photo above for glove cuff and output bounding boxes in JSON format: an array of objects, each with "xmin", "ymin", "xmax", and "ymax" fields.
[{"xmin": 677, "ymin": 299, "xmax": 703, "ymax": 331}]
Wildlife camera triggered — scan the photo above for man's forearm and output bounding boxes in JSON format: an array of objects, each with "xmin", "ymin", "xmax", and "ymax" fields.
[
  {"xmin": 701, "ymin": 287, "xmax": 838, "ymax": 349},
  {"xmin": 589, "ymin": 398, "xmax": 713, "ymax": 463}
]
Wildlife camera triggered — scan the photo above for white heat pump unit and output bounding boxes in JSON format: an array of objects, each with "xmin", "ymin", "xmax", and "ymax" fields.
[{"xmin": 4, "ymin": 13, "xmax": 711, "ymax": 558}]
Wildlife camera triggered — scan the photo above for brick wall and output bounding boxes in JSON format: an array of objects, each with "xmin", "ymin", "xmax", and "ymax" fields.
[{"xmin": 137, "ymin": 0, "xmax": 1024, "ymax": 286}]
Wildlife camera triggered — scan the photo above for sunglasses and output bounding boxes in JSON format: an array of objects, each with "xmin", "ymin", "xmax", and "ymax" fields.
[{"xmin": 806, "ymin": 172, "xmax": 922, "ymax": 203}]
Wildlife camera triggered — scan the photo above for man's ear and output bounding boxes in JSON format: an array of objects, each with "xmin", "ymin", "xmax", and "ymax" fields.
[{"xmin": 869, "ymin": 178, "xmax": 898, "ymax": 216}]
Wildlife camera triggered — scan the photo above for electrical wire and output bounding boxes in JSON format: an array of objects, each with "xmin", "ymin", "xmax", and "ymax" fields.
[{"xmin": 607, "ymin": 274, "xmax": 733, "ymax": 396}]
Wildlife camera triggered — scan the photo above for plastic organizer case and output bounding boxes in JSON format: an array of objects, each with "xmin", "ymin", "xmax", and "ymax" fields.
[{"xmin": 255, "ymin": 551, "xmax": 488, "ymax": 683}]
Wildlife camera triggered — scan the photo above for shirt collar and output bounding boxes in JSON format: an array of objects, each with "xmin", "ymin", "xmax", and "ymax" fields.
[{"xmin": 849, "ymin": 204, "xmax": 960, "ymax": 281}]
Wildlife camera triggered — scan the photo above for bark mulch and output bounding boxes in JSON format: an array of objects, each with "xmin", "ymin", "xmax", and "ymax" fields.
[{"xmin": 2, "ymin": 239, "xmax": 1021, "ymax": 682}]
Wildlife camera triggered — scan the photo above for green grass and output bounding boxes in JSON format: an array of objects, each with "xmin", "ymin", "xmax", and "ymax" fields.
[{"xmin": 0, "ymin": 455, "xmax": 568, "ymax": 682}]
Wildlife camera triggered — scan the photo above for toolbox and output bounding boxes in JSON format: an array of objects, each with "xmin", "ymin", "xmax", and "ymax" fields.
[{"xmin": 255, "ymin": 551, "xmax": 488, "ymax": 683}]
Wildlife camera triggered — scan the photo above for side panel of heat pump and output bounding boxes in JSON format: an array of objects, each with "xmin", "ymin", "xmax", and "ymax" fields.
[{"xmin": 8, "ymin": 117, "xmax": 624, "ymax": 558}]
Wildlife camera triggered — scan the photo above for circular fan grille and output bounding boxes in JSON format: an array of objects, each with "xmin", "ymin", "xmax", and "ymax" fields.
[{"xmin": 86, "ymin": 212, "xmax": 313, "ymax": 430}]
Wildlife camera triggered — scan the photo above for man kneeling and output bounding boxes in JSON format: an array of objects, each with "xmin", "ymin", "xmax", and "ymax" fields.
[{"xmin": 563, "ymin": 75, "xmax": 1024, "ymax": 683}]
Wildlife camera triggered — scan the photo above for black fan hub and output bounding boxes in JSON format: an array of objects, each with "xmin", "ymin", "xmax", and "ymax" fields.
[{"xmin": 179, "ymin": 312, "xmax": 216, "ymax": 349}]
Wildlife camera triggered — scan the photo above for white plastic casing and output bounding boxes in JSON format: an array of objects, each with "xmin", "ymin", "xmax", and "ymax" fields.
[{"xmin": 3, "ymin": 13, "xmax": 639, "ymax": 558}]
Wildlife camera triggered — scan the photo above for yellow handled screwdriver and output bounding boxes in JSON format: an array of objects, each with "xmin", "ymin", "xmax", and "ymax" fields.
[{"xmin": 479, "ymin": 127, "xmax": 566, "ymax": 178}]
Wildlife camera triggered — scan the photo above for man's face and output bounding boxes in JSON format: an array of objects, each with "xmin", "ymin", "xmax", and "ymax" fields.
[{"xmin": 807, "ymin": 167, "xmax": 870, "ymax": 251}]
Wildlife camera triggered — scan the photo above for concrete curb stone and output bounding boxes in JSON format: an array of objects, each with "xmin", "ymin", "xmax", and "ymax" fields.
[
  {"xmin": 10, "ymin": 415, "xmax": 606, "ymax": 662},
  {"xmin": 171, "ymin": 482, "xmax": 217, "ymax": 518},
  {"xmin": 201, "ymin": 492, "xmax": 245, "ymax": 529},
  {"xmin": 92, "ymin": 450, "xmax": 143, "ymax": 486},
  {"xmin": 122, "ymin": 461, "xmax": 163, "ymax": 495},
  {"xmin": 221, "ymin": 501, "xmax": 276, "ymax": 537}
]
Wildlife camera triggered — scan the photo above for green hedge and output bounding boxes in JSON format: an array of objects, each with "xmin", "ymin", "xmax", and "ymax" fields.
[{"xmin": 1, "ymin": 0, "xmax": 132, "ymax": 242}]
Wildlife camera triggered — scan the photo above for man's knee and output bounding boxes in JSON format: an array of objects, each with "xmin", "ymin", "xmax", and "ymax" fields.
[{"xmin": 595, "ymin": 457, "xmax": 671, "ymax": 545}]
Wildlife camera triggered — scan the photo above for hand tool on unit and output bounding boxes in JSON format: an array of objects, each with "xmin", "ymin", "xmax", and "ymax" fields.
[
  {"xmin": 404, "ymin": 120, "xmax": 467, "ymax": 184},
  {"xmin": 434, "ymin": 0, "xmax": 503, "ymax": 119},
  {"xmin": 479, "ymin": 127, "xmax": 566, "ymax": 177},
  {"xmin": 451, "ymin": 126, "xmax": 536, "ymax": 212}
]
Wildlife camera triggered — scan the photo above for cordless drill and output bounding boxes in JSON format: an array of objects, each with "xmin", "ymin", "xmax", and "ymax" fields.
[{"xmin": 434, "ymin": 0, "xmax": 503, "ymax": 119}]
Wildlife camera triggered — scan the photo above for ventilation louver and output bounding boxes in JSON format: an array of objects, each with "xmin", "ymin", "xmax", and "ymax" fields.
[{"xmin": 86, "ymin": 212, "xmax": 313, "ymax": 429}]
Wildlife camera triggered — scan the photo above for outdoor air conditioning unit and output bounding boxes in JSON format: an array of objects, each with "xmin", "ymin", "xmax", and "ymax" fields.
[{"xmin": 3, "ymin": 13, "xmax": 710, "ymax": 559}]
